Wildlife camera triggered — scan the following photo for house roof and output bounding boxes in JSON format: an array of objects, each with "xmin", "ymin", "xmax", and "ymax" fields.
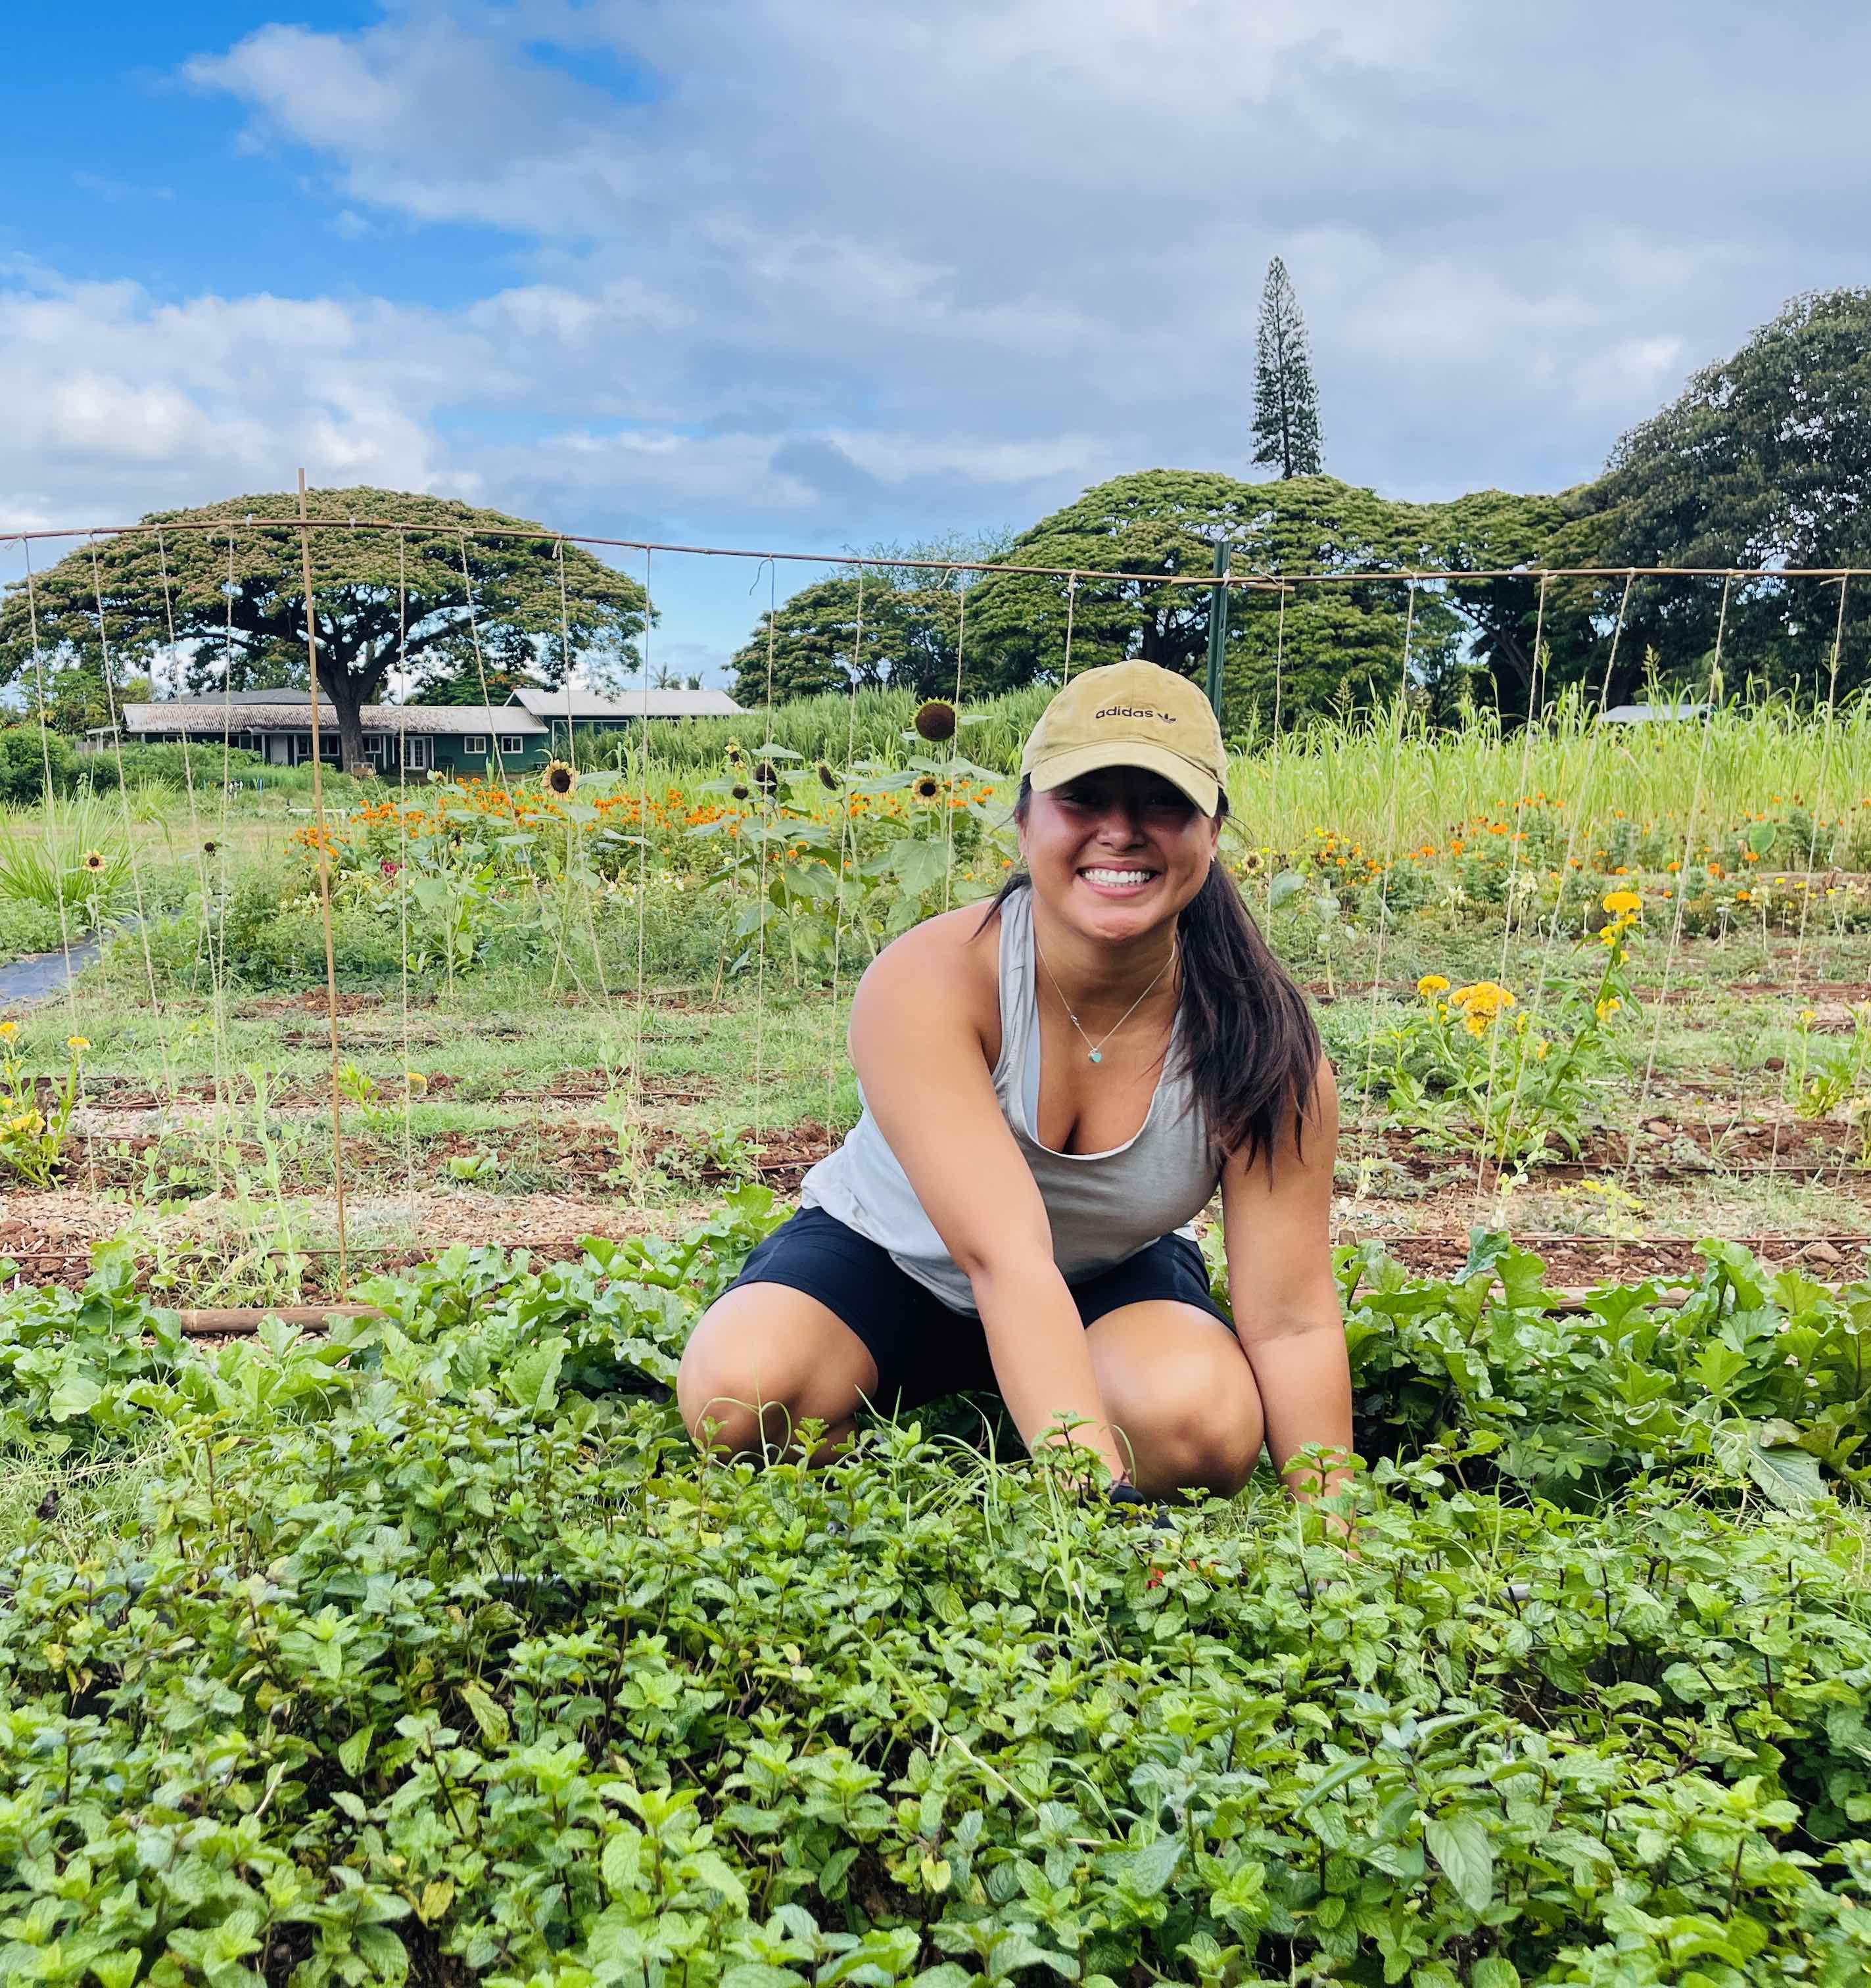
[
  {"xmin": 118, "ymin": 702, "xmax": 548, "ymax": 737},
  {"xmin": 508, "ymin": 686, "xmax": 744, "ymax": 719}
]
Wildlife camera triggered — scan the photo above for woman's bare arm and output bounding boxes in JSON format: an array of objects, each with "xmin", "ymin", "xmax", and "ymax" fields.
[
  {"xmin": 1218, "ymin": 1056, "xmax": 1354, "ymax": 1507},
  {"xmin": 848, "ymin": 914, "xmax": 1128, "ymax": 1484}
]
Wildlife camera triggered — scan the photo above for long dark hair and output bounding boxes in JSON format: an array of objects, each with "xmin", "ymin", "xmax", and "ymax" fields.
[{"xmin": 978, "ymin": 776, "xmax": 1321, "ymax": 1170}]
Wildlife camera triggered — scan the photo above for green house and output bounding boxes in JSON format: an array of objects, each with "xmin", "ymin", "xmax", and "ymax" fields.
[{"xmin": 112, "ymin": 685, "xmax": 744, "ymax": 777}]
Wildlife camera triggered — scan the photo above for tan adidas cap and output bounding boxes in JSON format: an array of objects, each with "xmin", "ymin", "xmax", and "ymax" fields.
[{"xmin": 1020, "ymin": 659, "xmax": 1225, "ymax": 816}]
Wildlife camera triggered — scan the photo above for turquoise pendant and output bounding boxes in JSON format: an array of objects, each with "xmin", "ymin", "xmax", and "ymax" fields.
[{"xmin": 1088, "ymin": 1049, "xmax": 1102, "ymax": 1064}]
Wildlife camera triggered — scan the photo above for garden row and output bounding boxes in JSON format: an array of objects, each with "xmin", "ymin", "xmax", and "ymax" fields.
[{"xmin": 5, "ymin": 1206, "xmax": 1871, "ymax": 1984}]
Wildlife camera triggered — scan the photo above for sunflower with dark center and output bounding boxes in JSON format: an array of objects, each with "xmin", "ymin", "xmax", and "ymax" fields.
[
  {"xmin": 913, "ymin": 699, "xmax": 958, "ymax": 744},
  {"xmin": 542, "ymin": 759, "xmax": 577, "ymax": 798},
  {"xmin": 730, "ymin": 782, "xmax": 751, "ymax": 802},
  {"xmin": 817, "ymin": 763, "xmax": 839, "ymax": 790},
  {"xmin": 81, "ymin": 849, "xmax": 106, "ymax": 873},
  {"xmin": 911, "ymin": 774, "xmax": 943, "ymax": 804},
  {"xmin": 202, "ymin": 841, "xmax": 220, "ymax": 857},
  {"xmin": 753, "ymin": 761, "xmax": 780, "ymax": 794}
]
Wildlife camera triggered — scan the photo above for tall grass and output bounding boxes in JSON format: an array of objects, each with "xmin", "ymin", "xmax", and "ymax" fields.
[
  {"xmin": 1229, "ymin": 693, "xmax": 1871, "ymax": 856},
  {"xmin": 0, "ymin": 794, "xmax": 133, "ymax": 932},
  {"xmin": 587, "ymin": 684, "xmax": 1054, "ymax": 775},
  {"xmin": 604, "ymin": 683, "xmax": 1871, "ymax": 863}
]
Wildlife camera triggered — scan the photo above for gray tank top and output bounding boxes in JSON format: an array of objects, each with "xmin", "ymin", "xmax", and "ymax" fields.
[{"xmin": 799, "ymin": 885, "xmax": 1222, "ymax": 1312}]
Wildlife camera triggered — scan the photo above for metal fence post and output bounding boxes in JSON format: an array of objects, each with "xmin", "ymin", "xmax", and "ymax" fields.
[{"xmin": 1204, "ymin": 539, "xmax": 1230, "ymax": 720}]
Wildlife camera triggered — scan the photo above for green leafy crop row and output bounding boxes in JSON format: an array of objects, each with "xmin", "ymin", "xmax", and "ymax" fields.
[{"xmin": 5, "ymin": 1198, "xmax": 1871, "ymax": 1985}]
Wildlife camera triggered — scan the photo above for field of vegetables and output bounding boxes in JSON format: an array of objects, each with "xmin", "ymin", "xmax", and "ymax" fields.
[{"xmin": 6, "ymin": 693, "xmax": 1871, "ymax": 1985}]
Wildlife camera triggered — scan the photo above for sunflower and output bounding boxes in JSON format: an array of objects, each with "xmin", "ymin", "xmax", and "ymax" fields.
[
  {"xmin": 81, "ymin": 849, "xmax": 106, "ymax": 873},
  {"xmin": 817, "ymin": 763, "xmax": 839, "ymax": 790},
  {"xmin": 753, "ymin": 761, "xmax": 780, "ymax": 794},
  {"xmin": 202, "ymin": 840, "xmax": 220, "ymax": 857},
  {"xmin": 541, "ymin": 759, "xmax": 577, "ymax": 799},
  {"xmin": 911, "ymin": 774, "xmax": 943, "ymax": 805},
  {"xmin": 730, "ymin": 782, "xmax": 751, "ymax": 802},
  {"xmin": 913, "ymin": 699, "xmax": 958, "ymax": 744}
]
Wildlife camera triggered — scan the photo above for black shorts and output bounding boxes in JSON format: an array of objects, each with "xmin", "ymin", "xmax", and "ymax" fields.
[{"xmin": 723, "ymin": 1204, "xmax": 1233, "ymax": 1413}]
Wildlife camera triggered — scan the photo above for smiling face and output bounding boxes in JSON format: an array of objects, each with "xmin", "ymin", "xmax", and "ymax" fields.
[{"xmin": 1018, "ymin": 764, "xmax": 1220, "ymax": 942}]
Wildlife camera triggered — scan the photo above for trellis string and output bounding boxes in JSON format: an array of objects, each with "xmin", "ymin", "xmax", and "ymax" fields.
[{"xmin": 293, "ymin": 479, "xmax": 351, "ymax": 1292}]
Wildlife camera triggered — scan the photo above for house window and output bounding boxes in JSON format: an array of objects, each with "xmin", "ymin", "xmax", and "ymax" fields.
[
  {"xmin": 461, "ymin": 733, "xmax": 488, "ymax": 757},
  {"xmin": 366, "ymin": 735, "xmax": 388, "ymax": 765},
  {"xmin": 498, "ymin": 734, "xmax": 528, "ymax": 756},
  {"xmin": 404, "ymin": 735, "xmax": 433, "ymax": 772}
]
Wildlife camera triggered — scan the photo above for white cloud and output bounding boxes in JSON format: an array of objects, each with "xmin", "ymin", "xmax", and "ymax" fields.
[{"xmin": 5, "ymin": 0, "xmax": 1867, "ymax": 680}]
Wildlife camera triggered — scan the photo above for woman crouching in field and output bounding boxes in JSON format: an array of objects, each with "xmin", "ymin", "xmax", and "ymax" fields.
[{"xmin": 678, "ymin": 659, "xmax": 1353, "ymax": 1513}]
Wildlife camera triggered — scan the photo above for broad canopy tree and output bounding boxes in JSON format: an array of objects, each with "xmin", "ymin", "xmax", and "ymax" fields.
[
  {"xmin": 0, "ymin": 488, "xmax": 650, "ymax": 770},
  {"xmin": 963, "ymin": 471, "xmax": 1571, "ymax": 728},
  {"xmin": 731, "ymin": 471, "xmax": 1578, "ymax": 729},
  {"xmin": 728, "ymin": 532, "xmax": 1012, "ymax": 708},
  {"xmin": 1564, "ymin": 287, "xmax": 1871, "ymax": 706}
]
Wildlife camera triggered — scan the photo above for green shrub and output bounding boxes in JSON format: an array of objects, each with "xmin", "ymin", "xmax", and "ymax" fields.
[{"xmin": 4, "ymin": 1218, "xmax": 1871, "ymax": 1983}]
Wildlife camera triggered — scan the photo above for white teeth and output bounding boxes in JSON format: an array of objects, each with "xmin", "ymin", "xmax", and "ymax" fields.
[{"xmin": 1082, "ymin": 868, "xmax": 1152, "ymax": 886}]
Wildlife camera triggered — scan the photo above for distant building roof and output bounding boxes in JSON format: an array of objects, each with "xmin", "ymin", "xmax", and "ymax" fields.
[
  {"xmin": 117, "ymin": 701, "xmax": 548, "ymax": 737},
  {"xmin": 222, "ymin": 687, "xmax": 318, "ymax": 705},
  {"xmin": 508, "ymin": 687, "xmax": 744, "ymax": 720},
  {"xmin": 1599, "ymin": 702, "xmax": 1713, "ymax": 723}
]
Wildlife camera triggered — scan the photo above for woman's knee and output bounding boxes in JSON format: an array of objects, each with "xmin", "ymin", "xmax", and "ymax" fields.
[
  {"xmin": 676, "ymin": 1285, "xmax": 874, "ymax": 1459},
  {"xmin": 1144, "ymin": 1372, "xmax": 1265, "ymax": 1494},
  {"xmin": 1093, "ymin": 1310, "xmax": 1266, "ymax": 1495}
]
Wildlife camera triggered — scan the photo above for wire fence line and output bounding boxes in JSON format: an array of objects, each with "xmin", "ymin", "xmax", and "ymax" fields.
[
  {"xmin": 8, "ymin": 511, "xmax": 1871, "ymax": 590},
  {"xmin": 3, "ymin": 506, "xmax": 1864, "ymax": 1309}
]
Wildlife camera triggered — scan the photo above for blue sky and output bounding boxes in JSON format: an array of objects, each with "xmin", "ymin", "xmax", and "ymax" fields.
[{"xmin": 4, "ymin": 1, "xmax": 1868, "ymax": 685}]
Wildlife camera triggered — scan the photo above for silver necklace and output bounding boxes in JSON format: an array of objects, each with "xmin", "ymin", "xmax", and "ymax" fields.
[{"xmin": 1033, "ymin": 933, "xmax": 1177, "ymax": 1064}]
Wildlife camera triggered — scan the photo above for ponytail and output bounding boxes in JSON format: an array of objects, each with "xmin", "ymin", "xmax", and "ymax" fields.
[{"xmin": 978, "ymin": 778, "xmax": 1321, "ymax": 1170}]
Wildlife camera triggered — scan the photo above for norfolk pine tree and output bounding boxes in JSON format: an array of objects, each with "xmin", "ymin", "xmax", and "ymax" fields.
[{"xmin": 1251, "ymin": 258, "xmax": 1325, "ymax": 479}]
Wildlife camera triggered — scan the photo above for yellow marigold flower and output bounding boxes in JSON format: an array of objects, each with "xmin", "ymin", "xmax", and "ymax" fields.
[
  {"xmin": 1463, "ymin": 1013, "xmax": 1488, "ymax": 1037},
  {"xmin": 1601, "ymin": 888, "xmax": 1642, "ymax": 916},
  {"xmin": 1595, "ymin": 996, "xmax": 1621, "ymax": 1021},
  {"xmin": 67, "ymin": 1035, "xmax": 90, "ymax": 1052},
  {"xmin": 1450, "ymin": 981, "xmax": 1515, "ymax": 1016},
  {"xmin": 0, "ymin": 1020, "xmax": 16, "ymax": 1040},
  {"xmin": 1532, "ymin": 1039, "xmax": 1550, "ymax": 1061},
  {"xmin": 405, "ymin": 1070, "xmax": 429, "ymax": 1093},
  {"xmin": 1417, "ymin": 974, "xmax": 1451, "ymax": 998},
  {"xmin": 1799, "ymin": 1008, "xmax": 1818, "ymax": 1025}
]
